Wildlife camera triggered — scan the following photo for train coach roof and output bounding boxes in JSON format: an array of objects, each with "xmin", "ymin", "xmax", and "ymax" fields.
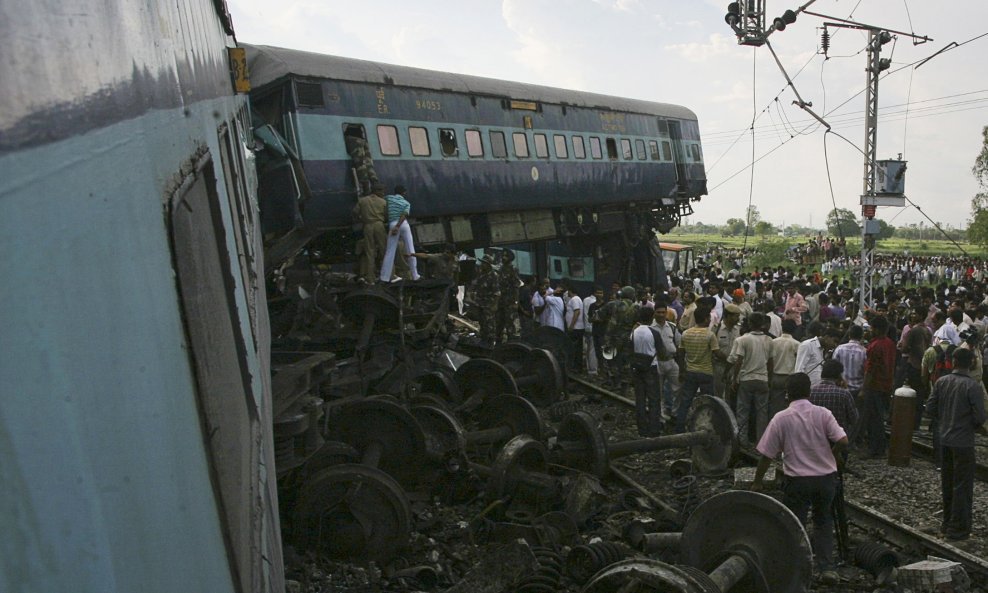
[{"xmin": 243, "ymin": 44, "xmax": 697, "ymax": 121}]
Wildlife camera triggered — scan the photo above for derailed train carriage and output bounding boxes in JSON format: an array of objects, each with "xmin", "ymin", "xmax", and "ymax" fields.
[
  {"xmin": 244, "ymin": 44, "xmax": 707, "ymax": 290},
  {"xmin": 1, "ymin": 2, "xmax": 283, "ymax": 592}
]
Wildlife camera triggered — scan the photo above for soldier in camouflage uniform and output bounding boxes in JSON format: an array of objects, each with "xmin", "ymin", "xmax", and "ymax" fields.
[
  {"xmin": 345, "ymin": 134, "xmax": 380, "ymax": 193},
  {"xmin": 596, "ymin": 286, "xmax": 639, "ymax": 390},
  {"xmin": 469, "ymin": 255, "xmax": 501, "ymax": 347},
  {"xmin": 497, "ymin": 250, "xmax": 521, "ymax": 342},
  {"xmin": 411, "ymin": 243, "xmax": 458, "ymax": 282}
]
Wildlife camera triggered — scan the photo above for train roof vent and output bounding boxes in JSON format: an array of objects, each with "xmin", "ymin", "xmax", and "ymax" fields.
[{"xmin": 295, "ymin": 81, "xmax": 325, "ymax": 107}]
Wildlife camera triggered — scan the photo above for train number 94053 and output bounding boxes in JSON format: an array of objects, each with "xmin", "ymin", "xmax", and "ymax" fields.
[{"xmin": 415, "ymin": 99, "xmax": 442, "ymax": 111}]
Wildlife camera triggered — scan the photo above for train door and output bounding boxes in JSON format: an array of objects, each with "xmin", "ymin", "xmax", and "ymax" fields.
[
  {"xmin": 343, "ymin": 124, "xmax": 377, "ymax": 195},
  {"xmin": 667, "ymin": 120, "xmax": 690, "ymax": 194}
]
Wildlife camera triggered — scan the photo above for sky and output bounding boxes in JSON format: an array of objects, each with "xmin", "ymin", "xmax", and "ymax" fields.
[{"xmin": 227, "ymin": 0, "xmax": 988, "ymax": 231}]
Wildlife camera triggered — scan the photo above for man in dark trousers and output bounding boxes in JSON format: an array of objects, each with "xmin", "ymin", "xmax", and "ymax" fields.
[
  {"xmin": 752, "ymin": 373, "xmax": 847, "ymax": 584},
  {"xmin": 859, "ymin": 315, "xmax": 897, "ymax": 458},
  {"xmin": 924, "ymin": 347, "xmax": 987, "ymax": 541}
]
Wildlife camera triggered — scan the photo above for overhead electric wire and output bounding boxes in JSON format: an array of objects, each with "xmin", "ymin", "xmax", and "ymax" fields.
[
  {"xmin": 742, "ymin": 47, "xmax": 757, "ymax": 256},
  {"xmin": 823, "ymin": 130, "xmax": 847, "ymax": 247},
  {"xmin": 819, "ymin": 31, "xmax": 988, "ymax": 122},
  {"xmin": 702, "ymin": 90, "xmax": 988, "ymax": 140},
  {"xmin": 902, "ymin": 0, "xmax": 916, "ymax": 38},
  {"xmin": 706, "ymin": 0, "xmax": 865, "ymax": 172},
  {"xmin": 904, "ymin": 196, "xmax": 969, "ymax": 256},
  {"xmin": 707, "ymin": 14, "xmax": 988, "ymax": 238}
]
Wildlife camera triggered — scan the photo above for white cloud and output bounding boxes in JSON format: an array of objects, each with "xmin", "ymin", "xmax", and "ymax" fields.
[{"xmin": 664, "ymin": 33, "xmax": 737, "ymax": 62}]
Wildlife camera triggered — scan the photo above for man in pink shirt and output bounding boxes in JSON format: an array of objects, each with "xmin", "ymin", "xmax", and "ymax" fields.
[
  {"xmin": 752, "ymin": 372, "xmax": 848, "ymax": 582},
  {"xmin": 783, "ymin": 282, "xmax": 808, "ymax": 338}
]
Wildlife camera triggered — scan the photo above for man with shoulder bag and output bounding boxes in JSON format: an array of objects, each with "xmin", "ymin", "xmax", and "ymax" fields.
[{"xmin": 631, "ymin": 306, "xmax": 664, "ymax": 437}]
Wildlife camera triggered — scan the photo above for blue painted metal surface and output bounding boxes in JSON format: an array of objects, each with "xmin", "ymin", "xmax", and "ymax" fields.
[
  {"xmin": 0, "ymin": 2, "xmax": 282, "ymax": 593},
  {"xmin": 245, "ymin": 44, "xmax": 707, "ymax": 236}
]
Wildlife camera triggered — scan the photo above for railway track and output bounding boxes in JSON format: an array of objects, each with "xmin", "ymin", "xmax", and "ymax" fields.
[
  {"xmin": 571, "ymin": 376, "xmax": 988, "ymax": 584},
  {"xmin": 893, "ymin": 430, "xmax": 988, "ymax": 482}
]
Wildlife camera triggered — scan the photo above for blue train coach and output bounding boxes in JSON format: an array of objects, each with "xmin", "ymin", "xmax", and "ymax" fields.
[
  {"xmin": 1, "ymin": 2, "xmax": 283, "ymax": 592},
  {"xmin": 245, "ymin": 45, "xmax": 707, "ymax": 288}
]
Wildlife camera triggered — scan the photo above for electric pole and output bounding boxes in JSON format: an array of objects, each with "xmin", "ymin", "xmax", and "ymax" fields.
[{"xmin": 723, "ymin": 2, "xmax": 930, "ymax": 315}]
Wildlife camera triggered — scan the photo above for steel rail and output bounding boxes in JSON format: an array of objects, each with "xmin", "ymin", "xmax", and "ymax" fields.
[
  {"xmin": 886, "ymin": 430, "xmax": 988, "ymax": 482},
  {"xmin": 569, "ymin": 375, "xmax": 637, "ymax": 407},
  {"xmin": 569, "ymin": 378, "xmax": 988, "ymax": 583},
  {"xmin": 734, "ymin": 449, "xmax": 988, "ymax": 583}
]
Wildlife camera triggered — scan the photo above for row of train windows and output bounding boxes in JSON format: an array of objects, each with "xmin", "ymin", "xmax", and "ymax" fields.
[{"xmin": 373, "ymin": 124, "xmax": 703, "ymax": 163}]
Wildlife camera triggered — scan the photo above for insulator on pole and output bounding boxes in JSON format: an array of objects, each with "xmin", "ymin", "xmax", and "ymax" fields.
[{"xmin": 821, "ymin": 29, "xmax": 830, "ymax": 54}]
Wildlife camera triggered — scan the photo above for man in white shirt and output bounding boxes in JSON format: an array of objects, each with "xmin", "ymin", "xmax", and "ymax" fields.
[
  {"xmin": 583, "ymin": 288, "xmax": 601, "ymax": 375},
  {"xmin": 934, "ymin": 309, "xmax": 965, "ymax": 346},
  {"xmin": 543, "ymin": 285, "xmax": 565, "ymax": 331},
  {"xmin": 562, "ymin": 282, "xmax": 585, "ymax": 371},
  {"xmin": 632, "ymin": 306, "xmax": 663, "ymax": 437},
  {"xmin": 651, "ymin": 299, "xmax": 681, "ymax": 422},
  {"xmin": 769, "ymin": 319, "xmax": 801, "ymax": 418},
  {"xmin": 795, "ymin": 324, "xmax": 840, "ymax": 387},
  {"xmin": 729, "ymin": 313, "xmax": 774, "ymax": 445}
]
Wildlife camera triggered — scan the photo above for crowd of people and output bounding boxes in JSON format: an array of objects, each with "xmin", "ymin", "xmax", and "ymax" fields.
[{"xmin": 507, "ymin": 262, "xmax": 987, "ymax": 579}]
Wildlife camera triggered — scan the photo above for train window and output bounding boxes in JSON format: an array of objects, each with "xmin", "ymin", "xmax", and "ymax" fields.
[
  {"xmin": 554, "ymin": 135, "xmax": 568, "ymax": 159},
  {"xmin": 466, "ymin": 129, "xmax": 484, "ymax": 157},
  {"xmin": 573, "ymin": 136, "xmax": 586, "ymax": 159},
  {"xmin": 635, "ymin": 139, "xmax": 646, "ymax": 160},
  {"xmin": 513, "ymin": 132, "xmax": 530, "ymax": 158},
  {"xmin": 620, "ymin": 139, "xmax": 633, "ymax": 160},
  {"xmin": 662, "ymin": 140, "xmax": 672, "ymax": 161},
  {"xmin": 534, "ymin": 133, "xmax": 549, "ymax": 158},
  {"xmin": 409, "ymin": 126, "xmax": 431, "ymax": 156},
  {"xmin": 691, "ymin": 144, "xmax": 702, "ymax": 161},
  {"xmin": 590, "ymin": 137, "xmax": 603, "ymax": 159},
  {"xmin": 605, "ymin": 138, "xmax": 618, "ymax": 160},
  {"xmin": 377, "ymin": 125, "xmax": 400, "ymax": 155},
  {"xmin": 657, "ymin": 119, "xmax": 670, "ymax": 136},
  {"xmin": 439, "ymin": 128, "xmax": 459, "ymax": 157},
  {"xmin": 491, "ymin": 131, "xmax": 508, "ymax": 158},
  {"xmin": 648, "ymin": 140, "xmax": 660, "ymax": 161}
]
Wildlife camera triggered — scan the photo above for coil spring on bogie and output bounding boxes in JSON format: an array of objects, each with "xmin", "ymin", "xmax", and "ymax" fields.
[
  {"xmin": 672, "ymin": 475, "xmax": 700, "ymax": 523},
  {"xmin": 565, "ymin": 541, "xmax": 627, "ymax": 585},
  {"xmin": 516, "ymin": 546, "xmax": 563, "ymax": 593},
  {"xmin": 545, "ymin": 399, "xmax": 581, "ymax": 422},
  {"xmin": 853, "ymin": 542, "xmax": 899, "ymax": 577}
]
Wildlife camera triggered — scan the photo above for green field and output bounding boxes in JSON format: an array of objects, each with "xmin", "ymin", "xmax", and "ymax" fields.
[{"xmin": 661, "ymin": 233, "xmax": 983, "ymax": 257}]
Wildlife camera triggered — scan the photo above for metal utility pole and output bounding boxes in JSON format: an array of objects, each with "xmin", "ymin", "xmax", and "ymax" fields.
[
  {"xmin": 857, "ymin": 29, "xmax": 890, "ymax": 315},
  {"xmin": 724, "ymin": 2, "xmax": 930, "ymax": 315},
  {"xmin": 811, "ymin": 17, "xmax": 928, "ymax": 314}
]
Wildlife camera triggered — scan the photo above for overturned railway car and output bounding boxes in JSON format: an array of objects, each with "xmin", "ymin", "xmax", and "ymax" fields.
[
  {"xmin": 246, "ymin": 45, "xmax": 707, "ymax": 288},
  {"xmin": 1, "ymin": 2, "xmax": 282, "ymax": 593}
]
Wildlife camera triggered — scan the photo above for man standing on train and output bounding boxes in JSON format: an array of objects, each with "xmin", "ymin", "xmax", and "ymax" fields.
[
  {"xmin": 379, "ymin": 185, "xmax": 421, "ymax": 282},
  {"xmin": 352, "ymin": 183, "xmax": 387, "ymax": 282}
]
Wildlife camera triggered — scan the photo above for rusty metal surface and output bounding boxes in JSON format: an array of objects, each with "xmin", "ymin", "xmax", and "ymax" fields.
[
  {"xmin": 685, "ymin": 395, "xmax": 739, "ymax": 475},
  {"xmin": 294, "ymin": 464, "xmax": 412, "ymax": 562},
  {"xmin": 324, "ymin": 398, "xmax": 426, "ymax": 488},
  {"xmin": 680, "ymin": 491, "xmax": 812, "ymax": 593}
]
